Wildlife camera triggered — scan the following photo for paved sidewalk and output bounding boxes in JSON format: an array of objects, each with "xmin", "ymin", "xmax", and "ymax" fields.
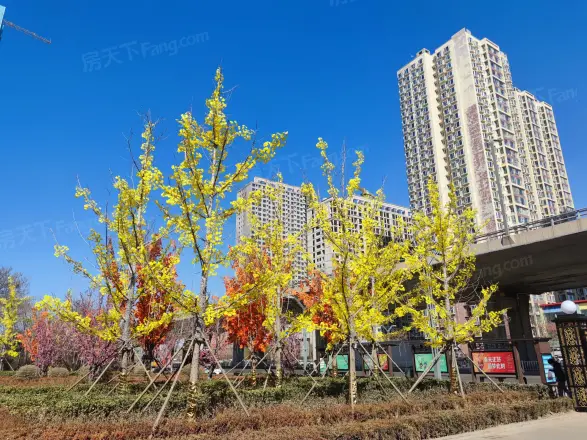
[{"xmin": 435, "ymin": 412, "xmax": 586, "ymax": 439}]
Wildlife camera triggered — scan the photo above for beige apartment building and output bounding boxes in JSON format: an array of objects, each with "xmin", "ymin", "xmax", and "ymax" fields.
[
  {"xmin": 397, "ymin": 28, "xmax": 574, "ymax": 234},
  {"xmin": 307, "ymin": 196, "xmax": 411, "ymax": 275},
  {"xmin": 236, "ymin": 177, "xmax": 309, "ymax": 285}
]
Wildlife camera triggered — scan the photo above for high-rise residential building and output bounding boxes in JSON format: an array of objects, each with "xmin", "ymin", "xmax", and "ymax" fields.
[
  {"xmin": 237, "ymin": 178, "xmax": 412, "ymax": 284},
  {"xmin": 397, "ymin": 28, "xmax": 574, "ymax": 233},
  {"xmin": 307, "ymin": 196, "xmax": 411, "ymax": 275},
  {"xmin": 511, "ymin": 90, "xmax": 574, "ymax": 218},
  {"xmin": 236, "ymin": 177, "xmax": 309, "ymax": 285},
  {"xmin": 528, "ymin": 292, "xmax": 556, "ymax": 338}
]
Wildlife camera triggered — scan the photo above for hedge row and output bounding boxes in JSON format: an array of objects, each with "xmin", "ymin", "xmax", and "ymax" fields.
[
  {"xmin": 0, "ymin": 376, "xmax": 551, "ymax": 422},
  {"xmin": 0, "ymin": 395, "xmax": 572, "ymax": 440},
  {"xmin": 162, "ymin": 399, "xmax": 573, "ymax": 440},
  {"xmin": 0, "ymin": 376, "xmax": 552, "ymax": 422}
]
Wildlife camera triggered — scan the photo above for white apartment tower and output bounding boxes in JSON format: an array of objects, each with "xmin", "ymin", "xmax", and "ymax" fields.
[
  {"xmin": 308, "ymin": 197, "xmax": 411, "ymax": 275},
  {"xmin": 236, "ymin": 177, "xmax": 309, "ymax": 285},
  {"xmin": 397, "ymin": 29, "xmax": 574, "ymax": 232}
]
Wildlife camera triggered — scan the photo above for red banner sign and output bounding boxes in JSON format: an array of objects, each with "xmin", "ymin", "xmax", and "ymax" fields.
[{"xmin": 472, "ymin": 351, "xmax": 516, "ymax": 374}]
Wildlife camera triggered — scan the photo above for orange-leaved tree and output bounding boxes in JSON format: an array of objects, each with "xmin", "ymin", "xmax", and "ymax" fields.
[
  {"xmin": 295, "ymin": 271, "xmax": 336, "ymax": 347},
  {"xmin": 135, "ymin": 236, "xmax": 181, "ymax": 364},
  {"xmin": 222, "ymin": 255, "xmax": 272, "ymax": 384}
]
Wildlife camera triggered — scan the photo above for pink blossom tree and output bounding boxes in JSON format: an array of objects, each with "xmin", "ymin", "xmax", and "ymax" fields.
[
  {"xmin": 18, "ymin": 310, "xmax": 72, "ymax": 375},
  {"xmin": 71, "ymin": 292, "xmax": 118, "ymax": 377},
  {"xmin": 20, "ymin": 293, "xmax": 118, "ymax": 377},
  {"xmin": 281, "ymin": 331, "xmax": 302, "ymax": 376}
]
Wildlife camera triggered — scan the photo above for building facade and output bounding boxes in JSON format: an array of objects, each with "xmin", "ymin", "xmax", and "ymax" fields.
[
  {"xmin": 307, "ymin": 196, "xmax": 411, "ymax": 275},
  {"xmin": 236, "ymin": 178, "xmax": 411, "ymax": 316},
  {"xmin": 511, "ymin": 90, "xmax": 574, "ymax": 218},
  {"xmin": 236, "ymin": 177, "xmax": 309, "ymax": 285},
  {"xmin": 398, "ymin": 29, "xmax": 581, "ymax": 353},
  {"xmin": 529, "ymin": 292, "xmax": 556, "ymax": 338},
  {"xmin": 397, "ymin": 28, "xmax": 574, "ymax": 234}
]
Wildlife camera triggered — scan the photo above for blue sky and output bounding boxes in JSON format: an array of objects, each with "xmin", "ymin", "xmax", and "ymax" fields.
[{"xmin": 1, "ymin": 0, "xmax": 586, "ymax": 301}]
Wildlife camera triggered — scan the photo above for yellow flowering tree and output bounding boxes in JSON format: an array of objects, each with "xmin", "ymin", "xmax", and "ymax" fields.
[
  {"xmin": 300, "ymin": 139, "xmax": 412, "ymax": 408},
  {"xmin": 206, "ymin": 175, "xmax": 308, "ymax": 387},
  {"xmin": 37, "ymin": 121, "xmax": 182, "ymax": 384},
  {"xmin": 0, "ymin": 277, "xmax": 28, "ymax": 370},
  {"xmin": 397, "ymin": 179, "xmax": 504, "ymax": 393},
  {"xmin": 160, "ymin": 67, "xmax": 287, "ymax": 416}
]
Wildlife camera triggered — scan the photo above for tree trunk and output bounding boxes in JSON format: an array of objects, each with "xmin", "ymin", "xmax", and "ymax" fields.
[
  {"xmin": 369, "ymin": 279, "xmax": 378, "ymax": 378},
  {"xmin": 274, "ymin": 307, "xmax": 283, "ymax": 388},
  {"xmin": 348, "ymin": 338, "xmax": 357, "ymax": 410},
  {"xmin": 120, "ymin": 284, "xmax": 135, "ymax": 393},
  {"xmin": 186, "ymin": 146, "xmax": 219, "ymax": 419},
  {"xmin": 443, "ymin": 260, "xmax": 458, "ymax": 394},
  {"xmin": 186, "ymin": 270, "xmax": 209, "ymax": 420},
  {"xmin": 331, "ymin": 351, "xmax": 338, "ymax": 377},
  {"xmin": 447, "ymin": 343, "xmax": 458, "ymax": 394},
  {"xmin": 251, "ymin": 354, "xmax": 258, "ymax": 387}
]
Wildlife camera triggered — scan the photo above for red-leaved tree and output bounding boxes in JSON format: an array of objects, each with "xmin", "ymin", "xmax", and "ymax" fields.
[
  {"xmin": 223, "ymin": 260, "xmax": 272, "ymax": 354},
  {"xmin": 222, "ymin": 258, "xmax": 272, "ymax": 384},
  {"xmin": 295, "ymin": 271, "xmax": 336, "ymax": 346},
  {"xmin": 134, "ymin": 237, "xmax": 179, "ymax": 363}
]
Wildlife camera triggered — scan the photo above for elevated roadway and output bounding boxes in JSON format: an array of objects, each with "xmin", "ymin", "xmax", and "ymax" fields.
[{"xmin": 472, "ymin": 208, "xmax": 587, "ymax": 295}]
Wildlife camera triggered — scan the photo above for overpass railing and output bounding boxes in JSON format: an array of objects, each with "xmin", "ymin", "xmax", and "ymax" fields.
[{"xmin": 475, "ymin": 207, "xmax": 587, "ymax": 244}]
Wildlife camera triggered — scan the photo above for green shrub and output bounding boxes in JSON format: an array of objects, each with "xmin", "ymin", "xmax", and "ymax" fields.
[
  {"xmin": 48, "ymin": 367, "xmax": 70, "ymax": 377},
  {"xmin": 15, "ymin": 365, "xmax": 39, "ymax": 379}
]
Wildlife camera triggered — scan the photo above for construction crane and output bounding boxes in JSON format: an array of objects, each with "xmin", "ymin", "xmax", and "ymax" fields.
[{"xmin": 0, "ymin": 5, "xmax": 51, "ymax": 44}]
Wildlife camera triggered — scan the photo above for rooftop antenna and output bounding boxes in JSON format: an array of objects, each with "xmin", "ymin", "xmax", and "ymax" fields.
[{"xmin": 0, "ymin": 5, "xmax": 51, "ymax": 44}]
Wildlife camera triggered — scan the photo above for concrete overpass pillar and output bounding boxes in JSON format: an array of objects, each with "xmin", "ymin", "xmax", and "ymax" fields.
[
  {"xmin": 507, "ymin": 295, "xmax": 537, "ymax": 362},
  {"xmin": 485, "ymin": 293, "xmax": 537, "ymax": 362},
  {"xmin": 486, "ymin": 293, "xmax": 510, "ymax": 339}
]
